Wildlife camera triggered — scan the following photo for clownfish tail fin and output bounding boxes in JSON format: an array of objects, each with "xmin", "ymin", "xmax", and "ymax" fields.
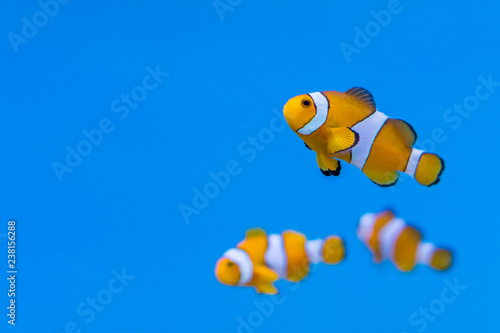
[
  {"xmin": 417, "ymin": 242, "xmax": 453, "ymax": 271},
  {"xmin": 430, "ymin": 248, "xmax": 453, "ymax": 271},
  {"xmin": 405, "ymin": 149, "xmax": 444, "ymax": 186},
  {"xmin": 322, "ymin": 236, "xmax": 345, "ymax": 264}
]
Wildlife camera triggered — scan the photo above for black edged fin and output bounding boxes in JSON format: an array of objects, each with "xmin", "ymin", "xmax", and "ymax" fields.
[
  {"xmin": 427, "ymin": 156, "xmax": 445, "ymax": 187},
  {"xmin": 336, "ymin": 127, "xmax": 359, "ymax": 153},
  {"xmin": 345, "ymin": 87, "xmax": 376, "ymax": 111},
  {"xmin": 328, "ymin": 127, "xmax": 360, "ymax": 154},
  {"xmin": 321, "ymin": 169, "xmax": 332, "ymax": 177},
  {"xmin": 371, "ymin": 178, "xmax": 399, "ymax": 187},
  {"xmin": 331, "ymin": 160, "xmax": 341, "ymax": 176},
  {"xmin": 304, "ymin": 143, "xmax": 312, "ymax": 150},
  {"xmin": 389, "ymin": 119, "xmax": 417, "ymax": 146},
  {"xmin": 353, "ymin": 129, "xmax": 360, "ymax": 146},
  {"xmin": 369, "ymin": 173, "xmax": 399, "ymax": 187},
  {"xmin": 319, "ymin": 161, "xmax": 341, "ymax": 177}
]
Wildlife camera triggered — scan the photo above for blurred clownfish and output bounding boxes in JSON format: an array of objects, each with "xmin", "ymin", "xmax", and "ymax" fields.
[
  {"xmin": 215, "ymin": 228, "xmax": 345, "ymax": 294},
  {"xmin": 283, "ymin": 87, "xmax": 444, "ymax": 187},
  {"xmin": 357, "ymin": 210, "xmax": 452, "ymax": 272}
]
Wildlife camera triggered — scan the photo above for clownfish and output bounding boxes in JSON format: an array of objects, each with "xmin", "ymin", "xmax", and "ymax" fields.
[
  {"xmin": 283, "ymin": 87, "xmax": 444, "ymax": 187},
  {"xmin": 215, "ymin": 228, "xmax": 345, "ymax": 294},
  {"xmin": 356, "ymin": 210, "xmax": 452, "ymax": 272}
]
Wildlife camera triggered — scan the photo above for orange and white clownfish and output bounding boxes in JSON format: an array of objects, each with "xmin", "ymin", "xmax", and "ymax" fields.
[
  {"xmin": 283, "ymin": 87, "xmax": 444, "ymax": 187},
  {"xmin": 215, "ymin": 228, "xmax": 345, "ymax": 294},
  {"xmin": 356, "ymin": 210, "xmax": 452, "ymax": 272}
]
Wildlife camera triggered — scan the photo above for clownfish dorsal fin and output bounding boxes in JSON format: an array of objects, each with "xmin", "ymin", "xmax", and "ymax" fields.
[
  {"xmin": 327, "ymin": 127, "xmax": 359, "ymax": 154},
  {"xmin": 345, "ymin": 87, "xmax": 376, "ymax": 111},
  {"xmin": 387, "ymin": 119, "xmax": 417, "ymax": 147},
  {"xmin": 380, "ymin": 210, "xmax": 396, "ymax": 221},
  {"xmin": 382, "ymin": 207, "xmax": 397, "ymax": 216},
  {"xmin": 245, "ymin": 228, "xmax": 267, "ymax": 239}
]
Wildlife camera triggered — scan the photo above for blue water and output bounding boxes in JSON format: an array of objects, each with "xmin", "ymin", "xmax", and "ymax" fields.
[{"xmin": 2, "ymin": 1, "xmax": 499, "ymax": 332}]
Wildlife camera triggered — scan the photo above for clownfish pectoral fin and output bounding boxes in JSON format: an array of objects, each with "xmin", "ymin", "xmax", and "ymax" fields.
[
  {"xmin": 255, "ymin": 283, "xmax": 278, "ymax": 295},
  {"xmin": 317, "ymin": 153, "xmax": 341, "ymax": 176},
  {"xmin": 363, "ymin": 168, "xmax": 400, "ymax": 187},
  {"xmin": 245, "ymin": 228, "xmax": 267, "ymax": 239},
  {"xmin": 253, "ymin": 265, "xmax": 279, "ymax": 283},
  {"xmin": 327, "ymin": 127, "xmax": 359, "ymax": 154},
  {"xmin": 345, "ymin": 87, "xmax": 376, "ymax": 111},
  {"xmin": 253, "ymin": 265, "xmax": 279, "ymax": 294}
]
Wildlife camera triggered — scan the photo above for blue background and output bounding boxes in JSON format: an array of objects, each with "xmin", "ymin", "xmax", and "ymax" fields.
[{"xmin": 1, "ymin": 0, "xmax": 499, "ymax": 332}]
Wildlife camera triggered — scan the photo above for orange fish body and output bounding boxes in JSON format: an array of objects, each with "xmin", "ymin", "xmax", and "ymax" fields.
[
  {"xmin": 357, "ymin": 210, "xmax": 452, "ymax": 272},
  {"xmin": 283, "ymin": 88, "xmax": 444, "ymax": 186},
  {"xmin": 215, "ymin": 228, "xmax": 345, "ymax": 294}
]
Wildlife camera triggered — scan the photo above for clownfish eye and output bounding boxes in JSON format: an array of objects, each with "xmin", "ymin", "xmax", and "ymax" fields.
[
  {"xmin": 301, "ymin": 99, "xmax": 311, "ymax": 107},
  {"xmin": 227, "ymin": 261, "xmax": 234, "ymax": 267}
]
